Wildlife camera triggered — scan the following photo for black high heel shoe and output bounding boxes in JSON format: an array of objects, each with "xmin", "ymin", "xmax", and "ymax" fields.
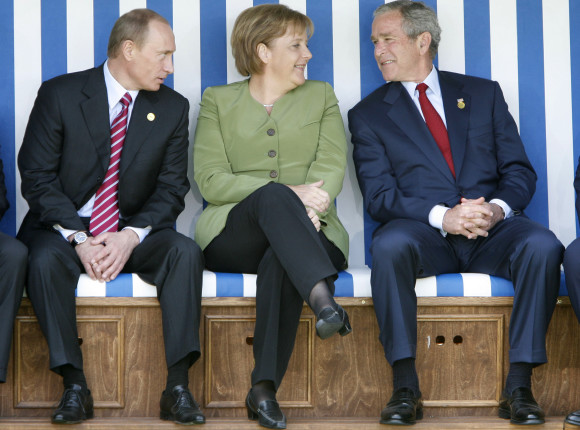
[
  {"xmin": 315, "ymin": 304, "xmax": 352, "ymax": 339},
  {"xmin": 246, "ymin": 388, "xmax": 287, "ymax": 429}
]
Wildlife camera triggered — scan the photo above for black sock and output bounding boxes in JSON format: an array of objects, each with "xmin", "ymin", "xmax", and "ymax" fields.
[
  {"xmin": 308, "ymin": 279, "xmax": 336, "ymax": 316},
  {"xmin": 392, "ymin": 358, "xmax": 420, "ymax": 396},
  {"xmin": 166, "ymin": 356, "xmax": 190, "ymax": 391},
  {"xmin": 252, "ymin": 380, "xmax": 276, "ymax": 404},
  {"xmin": 504, "ymin": 362, "xmax": 533, "ymax": 395},
  {"xmin": 60, "ymin": 364, "xmax": 88, "ymax": 392}
]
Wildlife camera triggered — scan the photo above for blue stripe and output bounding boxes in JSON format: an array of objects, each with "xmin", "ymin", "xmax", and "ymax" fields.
[
  {"xmin": 490, "ymin": 276, "xmax": 514, "ymax": 297},
  {"xmin": 307, "ymin": 0, "xmax": 333, "ymax": 87},
  {"xmin": 0, "ymin": 0, "xmax": 15, "ymax": 236},
  {"xmin": 516, "ymin": 0, "xmax": 548, "ymax": 228},
  {"xmin": 464, "ymin": 0, "xmax": 490, "ymax": 79},
  {"xmin": 200, "ymin": 0, "xmax": 227, "ymax": 92},
  {"xmin": 254, "ymin": 0, "xmax": 277, "ymax": 5},
  {"xmin": 94, "ymin": 0, "xmax": 119, "ymax": 68},
  {"xmin": 106, "ymin": 273, "xmax": 134, "ymax": 297},
  {"xmin": 571, "ymin": 0, "xmax": 580, "ymax": 236},
  {"xmin": 148, "ymin": 0, "xmax": 174, "ymax": 89},
  {"xmin": 436, "ymin": 273, "xmax": 464, "ymax": 296},
  {"xmin": 560, "ymin": 271, "xmax": 568, "ymax": 296},
  {"xmin": 41, "ymin": 0, "xmax": 67, "ymax": 80},
  {"xmin": 358, "ymin": 0, "xmax": 384, "ymax": 99},
  {"xmin": 216, "ymin": 272, "xmax": 244, "ymax": 297},
  {"xmin": 334, "ymin": 271, "xmax": 354, "ymax": 297}
]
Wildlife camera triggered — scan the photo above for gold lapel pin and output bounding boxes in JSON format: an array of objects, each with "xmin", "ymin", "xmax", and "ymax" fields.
[
  {"xmin": 147, "ymin": 113, "xmax": 156, "ymax": 121},
  {"xmin": 457, "ymin": 98, "xmax": 465, "ymax": 109}
]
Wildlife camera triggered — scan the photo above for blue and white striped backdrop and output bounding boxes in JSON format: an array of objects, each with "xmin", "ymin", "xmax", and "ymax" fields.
[{"xmin": 1, "ymin": 0, "xmax": 578, "ymax": 270}]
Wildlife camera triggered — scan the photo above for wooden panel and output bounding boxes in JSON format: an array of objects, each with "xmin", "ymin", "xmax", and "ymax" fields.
[
  {"xmin": 416, "ymin": 314, "xmax": 504, "ymax": 408},
  {"xmin": 204, "ymin": 314, "xmax": 313, "ymax": 408},
  {"xmin": 14, "ymin": 315, "xmax": 124, "ymax": 409}
]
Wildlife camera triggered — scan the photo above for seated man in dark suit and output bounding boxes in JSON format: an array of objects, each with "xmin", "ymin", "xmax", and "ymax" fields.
[
  {"xmin": 0, "ymin": 154, "xmax": 27, "ymax": 389},
  {"xmin": 348, "ymin": 0, "xmax": 563, "ymax": 426},
  {"xmin": 562, "ymin": 159, "xmax": 580, "ymax": 427},
  {"xmin": 18, "ymin": 9, "xmax": 204, "ymax": 425}
]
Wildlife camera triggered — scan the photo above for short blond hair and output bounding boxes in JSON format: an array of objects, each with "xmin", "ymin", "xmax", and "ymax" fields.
[
  {"xmin": 107, "ymin": 8, "xmax": 170, "ymax": 58},
  {"xmin": 231, "ymin": 4, "xmax": 313, "ymax": 76}
]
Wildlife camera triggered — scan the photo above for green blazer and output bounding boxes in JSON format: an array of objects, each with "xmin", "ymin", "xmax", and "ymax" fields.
[{"xmin": 193, "ymin": 79, "xmax": 349, "ymax": 264}]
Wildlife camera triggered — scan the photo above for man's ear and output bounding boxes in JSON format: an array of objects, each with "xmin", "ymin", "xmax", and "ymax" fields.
[
  {"xmin": 121, "ymin": 40, "xmax": 136, "ymax": 61},
  {"xmin": 418, "ymin": 32, "xmax": 432, "ymax": 56}
]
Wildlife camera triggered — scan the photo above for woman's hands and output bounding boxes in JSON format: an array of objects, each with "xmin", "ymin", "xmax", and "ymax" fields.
[{"xmin": 287, "ymin": 180, "xmax": 329, "ymax": 231}]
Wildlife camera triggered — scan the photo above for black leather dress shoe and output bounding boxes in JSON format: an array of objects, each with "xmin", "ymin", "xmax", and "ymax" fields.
[
  {"xmin": 380, "ymin": 387, "xmax": 423, "ymax": 426},
  {"xmin": 566, "ymin": 409, "xmax": 580, "ymax": 426},
  {"xmin": 498, "ymin": 387, "xmax": 545, "ymax": 425},
  {"xmin": 246, "ymin": 388, "xmax": 286, "ymax": 429},
  {"xmin": 315, "ymin": 304, "xmax": 352, "ymax": 339},
  {"xmin": 160, "ymin": 385, "xmax": 205, "ymax": 425},
  {"xmin": 51, "ymin": 384, "xmax": 94, "ymax": 424}
]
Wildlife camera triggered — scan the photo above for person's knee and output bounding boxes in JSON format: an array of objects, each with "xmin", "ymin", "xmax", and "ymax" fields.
[
  {"xmin": 0, "ymin": 238, "xmax": 27, "ymax": 267},
  {"xmin": 371, "ymin": 227, "xmax": 417, "ymax": 264},
  {"xmin": 564, "ymin": 238, "xmax": 580, "ymax": 275},
  {"xmin": 521, "ymin": 228, "xmax": 563, "ymax": 265}
]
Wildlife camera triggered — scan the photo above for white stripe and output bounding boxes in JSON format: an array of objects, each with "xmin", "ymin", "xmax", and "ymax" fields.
[
  {"xmin": 461, "ymin": 273, "xmax": 492, "ymax": 297},
  {"xmin": 489, "ymin": 0, "xmax": 520, "ymax": 127},
  {"xmin": 226, "ymin": 0, "xmax": 252, "ymax": 84},
  {"xmin": 543, "ymin": 0, "xmax": 575, "ymax": 247},
  {"xmin": 415, "ymin": 276, "xmax": 437, "ymax": 297},
  {"xmin": 119, "ymin": 0, "xmax": 147, "ymax": 16},
  {"xmin": 333, "ymin": 0, "xmax": 365, "ymax": 268},
  {"xmin": 14, "ymin": 0, "xmax": 43, "ymax": 229},
  {"xmin": 349, "ymin": 268, "xmax": 372, "ymax": 297},
  {"xmin": 77, "ymin": 274, "xmax": 106, "ymax": 297},
  {"xmin": 131, "ymin": 274, "xmax": 157, "ymax": 297},
  {"xmin": 281, "ymin": 0, "xmax": 306, "ymax": 15},
  {"xmin": 437, "ymin": 0, "xmax": 465, "ymax": 74},
  {"xmin": 67, "ymin": 0, "xmax": 94, "ymax": 73},
  {"xmin": 202, "ymin": 270, "xmax": 217, "ymax": 297},
  {"xmin": 174, "ymin": 0, "xmax": 202, "ymax": 237},
  {"xmin": 242, "ymin": 273, "xmax": 257, "ymax": 297}
]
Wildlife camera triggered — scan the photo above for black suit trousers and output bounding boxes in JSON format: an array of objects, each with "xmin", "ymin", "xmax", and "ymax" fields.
[
  {"xmin": 203, "ymin": 183, "xmax": 345, "ymax": 390},
  {"xmin": 0, "ymin": 233, "xmax": 27, "ymax": 382},
  {"xmin": 563, "ymin": 238, "xmax": 580, "ymax": 324},
  {"xmin": 18, "ymin": 221, "xmax": 203, "ymax": 375},
  {"xmin": 370, "ymin": 216, "xmax": 563, "ymax": 366}
]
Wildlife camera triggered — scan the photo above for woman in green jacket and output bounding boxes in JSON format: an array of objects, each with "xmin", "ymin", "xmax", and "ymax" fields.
[{"xmin": 194, "ymin": 4, "xmax": 349, "ymax": 429}]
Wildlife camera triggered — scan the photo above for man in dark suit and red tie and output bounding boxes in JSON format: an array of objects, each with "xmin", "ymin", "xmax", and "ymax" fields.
[
  {"xmin": 348, "ymin": 1, "xmax": 563, "ymax": 426},
  {"xmin": 18, "ymin": 9, "xmax": 204, "ymax": 425}
]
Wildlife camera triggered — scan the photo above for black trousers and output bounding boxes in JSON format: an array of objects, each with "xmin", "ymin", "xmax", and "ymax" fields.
[
  {"xmin": 370, "ymin": 216, "xmax": 563, "ymax": 366},
  {"xmin": 0, "ymin": 232, "xmax": 27, "ymax": 382},
  {"xmin": 204, "ymin": 183, "xmax": 345, "ymax": 389},
  {"xmin": 563, "ymin": 238, "xmax": 580, "ymax": 323},
  {"xmin": 18, "ymin": 217, "xmax": 204, "ymax": 376}
]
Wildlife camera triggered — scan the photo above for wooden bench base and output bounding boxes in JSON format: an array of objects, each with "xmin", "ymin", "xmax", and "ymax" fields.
[{"xmin": 1, "ymin": 297, "xmax": 580, "ymax": 422}]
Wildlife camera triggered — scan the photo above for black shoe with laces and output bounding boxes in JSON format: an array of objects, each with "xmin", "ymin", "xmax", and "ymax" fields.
[
  {"xmin": 160, "ymin": 385, "xmax": 205, "ymax": 425},
  {"xmin": 51, "ymin": 384, "xmax": 94, "ymax": 424}
]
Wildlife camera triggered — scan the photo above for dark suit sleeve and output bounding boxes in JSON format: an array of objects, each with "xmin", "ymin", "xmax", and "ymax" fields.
[
  {"xmin": 349, "ymin": 108, "xmax": 435, "ymax": 224},
  {"xmin": 124, "ymin": 97, "xmax": 191, "ymax": 231},
  {"xmin": 18, "ymin": 82, "xmax": 86, "ymax": 231},
  {"xmin": 0, "ymin": 157, "xmax": 8, "ymax": 221}
]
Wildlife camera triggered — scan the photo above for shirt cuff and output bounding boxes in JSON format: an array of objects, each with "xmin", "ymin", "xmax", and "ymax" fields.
[
  {"xmin": 429, "ymin": 205, "xmax": 450, "ymax": 236},
  {"xmin": 490, "ymin": 198, "xmax": 512, "ymax": 219},
  {"xmin": 53, "ymin": 224, "xmax": 77, "ymax": 241},
  {"xmin": 123, "ymin": 226, "xmax": 151, "ymax": 243}
]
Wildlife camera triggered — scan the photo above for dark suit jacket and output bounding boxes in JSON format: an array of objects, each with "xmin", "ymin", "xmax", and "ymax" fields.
[
  {"xmin": 0, "ymin": 156, "xmax": 8, "ymax": 221},
  {"xmin": 348, "ymin": 70, "xmax": 536, "ymax": 226},
  {"xmin": 18, "ymin": 65, "xmax": 190, "ymax": 233}
]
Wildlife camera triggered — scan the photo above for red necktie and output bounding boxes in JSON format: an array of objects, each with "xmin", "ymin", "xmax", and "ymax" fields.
[
  {"xmin": 89, "ymin": 92, "xmax": 132, "ymax": 236},
  {"xmin": 416, "ymin": 83, "xmax": 455, "ymax": 178}
]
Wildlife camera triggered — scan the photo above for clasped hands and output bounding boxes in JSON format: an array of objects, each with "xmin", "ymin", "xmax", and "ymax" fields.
[
  {"xmin": 442, "ymin": 197, "xmax": 504, "ymax": 239},
  {"xmin": 75, "ymin": 229, "xmax": 140, "ymax": 282},
  {"xmin": 287, "ymin": 179, "xmax": 329, "ymax": 232}
]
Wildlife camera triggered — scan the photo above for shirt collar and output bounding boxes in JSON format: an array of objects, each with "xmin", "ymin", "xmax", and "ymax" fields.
[
  {"xmin": 104, "ymin": 60, "xmax": 139, "ymax": 109},
  {"xmin": 401, "ymin": 66, "xmax": 441, "ymax": 99}
]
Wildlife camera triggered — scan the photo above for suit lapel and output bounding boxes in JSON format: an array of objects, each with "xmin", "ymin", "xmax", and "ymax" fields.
[
  {"xmin": 384, "ymin": 82, "xmax": 455, "ymax": 183},
  {"xmin": 80, "ymin": 66, "xmax": 111, "ymax": 172},
  {"xmin": 120, "ymin": 90, "xmax": 159, "ymax": 177},
  {"xmin": 439, "ymin": 71, "xmax": 470, "ymax": 179}
]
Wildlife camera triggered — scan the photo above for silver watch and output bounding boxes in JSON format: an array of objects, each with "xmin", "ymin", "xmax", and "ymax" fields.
[{"xmin": 71, "ymin": 231, "xmax": 89, "ymax": 247}]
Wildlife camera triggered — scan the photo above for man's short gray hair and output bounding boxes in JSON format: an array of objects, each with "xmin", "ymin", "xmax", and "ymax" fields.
[{"xmin": 374, "ymin": 1, "xmax": 441, "ymax": 60}]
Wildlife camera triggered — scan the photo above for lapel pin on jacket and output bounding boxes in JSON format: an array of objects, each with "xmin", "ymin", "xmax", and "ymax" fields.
[
  {"xmin": 147, "ymin": 113, "xmax": 155, "ymax": 121},
  {"xmin": 457, "ymin": 98, "xmax": 465, "ymax": 109}
]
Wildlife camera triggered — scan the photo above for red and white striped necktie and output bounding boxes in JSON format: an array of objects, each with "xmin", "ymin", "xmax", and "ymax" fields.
[{"xmin": 89, "ymin": 92, "xmax": 132, "ymax": 236}]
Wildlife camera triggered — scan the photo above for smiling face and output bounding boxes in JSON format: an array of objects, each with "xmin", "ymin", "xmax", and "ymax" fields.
[
  {"xmin": 262, "ymin": 27, "xmax": 312, "ymax": 92},
  {"xmin": 124, "ymin": 19, "xmax": 176, "ymax": 91},
  {"xmin": 371, "ymin": 11, "xmax": 431, "ymax": 83}
]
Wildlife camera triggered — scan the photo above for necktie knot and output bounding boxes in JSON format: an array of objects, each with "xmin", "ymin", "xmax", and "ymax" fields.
[
  {"xmin": 120, "ymin": 92, "xmax": 132, "ymax": 109},
  {"xmin": 416, "ymin": 83, "xmax": 428, "ymax": 94}
]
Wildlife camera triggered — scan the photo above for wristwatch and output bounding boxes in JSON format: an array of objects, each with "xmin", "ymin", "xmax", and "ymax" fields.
[{"xmin": 71, "ymin": 231, "xmax": 89, "ymax": 247}]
